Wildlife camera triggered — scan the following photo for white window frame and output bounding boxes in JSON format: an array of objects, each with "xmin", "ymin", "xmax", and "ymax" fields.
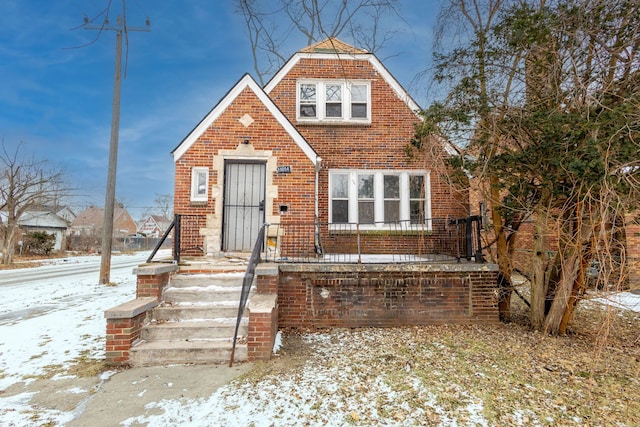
[
  {"xmin": 296, "ymin": 80, "xmax": 371, "ymax": 123},
  {"xmin": 328, "ymin": 170, "xmax": 432, "ymax": 230},
  {"xmin": 190, "ymin": 167, "xmax": 209, "ymax": 202}
]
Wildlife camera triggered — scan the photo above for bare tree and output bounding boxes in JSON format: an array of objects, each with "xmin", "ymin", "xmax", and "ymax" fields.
[
  {"xmin": 140, "ymin": 193, "xmax": 174, "ymax": 221},
  {"xmin": 234, "ymin": 0, "xmax": 404, "ymax": 84},
  {"xmin": 0, "ymin": 142, "xmax": 68, "ymax": 264},
  {"xmin": 152, "ymin": 193, "xmax": 174, "ymax": 220}
]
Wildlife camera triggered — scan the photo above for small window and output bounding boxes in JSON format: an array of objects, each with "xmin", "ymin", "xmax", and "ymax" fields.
[
  {"xmin": 325, "ymin": 84, "xmax": 343, "ymax": 118},
  {"xmin": 331, "ymin": 173, "xmax": 349, "ymax": 223},
  {"xmin": 191, "ymin": 167, "xmax": 208, "ymax": 202},
  {"xmin": 299, "ymin": 83, "xmax": 317, "ymax": 118},
  {"xmin": 409, "ymin": 175, "xmax": 425, "ymax": 224},
  {"xmin": 383, "ymin": 175, "xmax": 400, "ymax": 222},
  {"xmin": 357, "ymin": 174, "xmax": 375, "ymax": 224},
  {"xmin": 350, "ymin": 84, "xmax": 368, "ymax": 119}
]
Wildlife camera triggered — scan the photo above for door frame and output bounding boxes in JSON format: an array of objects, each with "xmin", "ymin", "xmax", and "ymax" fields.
[{"xmin": 221, "ymin": 159, "xmax": 266, "ymax": 252}]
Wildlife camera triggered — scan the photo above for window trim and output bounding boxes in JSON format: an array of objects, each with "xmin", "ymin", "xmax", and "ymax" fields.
[
  {"xmin": 190, "ymin": 167, "xmax": 209, "ymax": 202},
  {"xmin": 328, "ymin": 170, "xmax": 432, "ymax": 230},
  {"xmin": 297, "ymin": 80, "xmax": 371, "ymax": 123}
]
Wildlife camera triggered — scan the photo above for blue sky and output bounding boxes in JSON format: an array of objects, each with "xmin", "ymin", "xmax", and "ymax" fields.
[{"xmin": 0, "ymin": 0, "xmax": 439, "ymax": 220}]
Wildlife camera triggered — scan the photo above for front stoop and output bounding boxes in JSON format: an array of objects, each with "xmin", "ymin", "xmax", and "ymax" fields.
[{"xmin": 129, "ymin": 272, "xmax": 250, "ymax": 367}]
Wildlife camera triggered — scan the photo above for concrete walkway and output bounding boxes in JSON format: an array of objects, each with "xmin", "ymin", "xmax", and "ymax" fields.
[{"xmin": 67, "ymin": 363, "xmax": 253, "ymax": 427}]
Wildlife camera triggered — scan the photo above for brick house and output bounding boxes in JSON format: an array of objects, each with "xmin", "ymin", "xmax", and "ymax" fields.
[
  {"xmin": 103, "ymin": 39, "xmax": 500, "ymax": 367},
  {"xmin": 172, "ymin": 38, "xmax": 469, "ymax": 256},
  {"xmin": 70, "ymin": 205, "xmax": 137, "ymax": 238}
]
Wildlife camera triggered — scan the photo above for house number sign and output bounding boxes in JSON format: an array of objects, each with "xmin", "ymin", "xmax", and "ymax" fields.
[{"xmin": 277, "ymin": 165, "xmax": 292, "ymax": 174}]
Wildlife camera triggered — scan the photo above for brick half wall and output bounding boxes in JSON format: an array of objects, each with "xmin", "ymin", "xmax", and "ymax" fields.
[{"xmin": 277, "ymin": 263, "xmax": 499, "ymax": 328}]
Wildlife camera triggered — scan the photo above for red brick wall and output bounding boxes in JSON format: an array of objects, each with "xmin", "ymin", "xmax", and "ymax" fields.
[
  {"xmin": 174, "ymin": 55, "xmax": 470, "ymax": 255},
  {"xmin": 268, "ymin": 57, "xmax": 469, "ymax": 220},
  {"xmin": 105, "ymin": 314, "xmax": 146, "ymax": 365},
  {"xmin": 173, "ymin": 87, "xmax": 317, "ymax": 249},
  {"xmin": 247, "ymin": 308, "xmax": 278, "ymax": 361},
  {"xmin": 277, "ymin": 267, "xmax": 499, "ymax": 328},
  {"xmin": 136, "ymin": 272, "xmax": 171, "ymax": 299}
]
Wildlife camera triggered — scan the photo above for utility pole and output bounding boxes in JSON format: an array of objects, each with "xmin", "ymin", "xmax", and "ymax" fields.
[{"xmin": 83, "ymin": 15, "xmax": 150, "ymax": 285}]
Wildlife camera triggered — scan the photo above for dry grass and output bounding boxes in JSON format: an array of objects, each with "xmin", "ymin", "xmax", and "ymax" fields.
[{"xmin": 242, "ymin": 292, "xmax": 640, "ymax": 426}]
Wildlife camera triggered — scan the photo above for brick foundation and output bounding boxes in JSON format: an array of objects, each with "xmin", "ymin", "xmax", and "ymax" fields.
[{"xmin": 276, "ymin": 263, "xmax": 499, "ymax": 329}]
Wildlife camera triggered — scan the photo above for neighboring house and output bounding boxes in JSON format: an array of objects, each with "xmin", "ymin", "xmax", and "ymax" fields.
[
  {"xmin": 137, "ymin": 215, "xmax": 172, "ymax": 237},
  {"xmin": 55, "ymin": 206, "xmax": 77, "ymax": 226},
  {"xmin": 172, "ymin": 38, "xmax": 469, "ymax": 256},
  {"xmin": 70, "ymin": 206, "xmax": 137, "ymax": 238},
  {"xmin": 0, "ymin": 211, "xmax": 69, "ymax": 251}
]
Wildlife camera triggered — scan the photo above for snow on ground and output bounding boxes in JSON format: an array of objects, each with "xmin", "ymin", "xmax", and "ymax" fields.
[
  {"xmin": 0, "ymin": 251, "xmax": 638, "ymax": 426},
  {"xmin": 0, "ymin": 251, "xmax": 156, "ymax": 426},
  {"xmin": 591, "ymin": 291, "xmax": 640, "ymax": 312}
]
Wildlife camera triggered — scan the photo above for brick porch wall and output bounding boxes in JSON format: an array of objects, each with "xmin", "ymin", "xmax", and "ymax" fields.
[{"xmin": 276, "ymin": 263, "xmax": 499, "ymax": 329}]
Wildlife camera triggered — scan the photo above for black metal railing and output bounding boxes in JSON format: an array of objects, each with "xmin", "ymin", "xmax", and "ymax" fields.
[
  {"xmin": 146, "ymin": 214, "xmax": 205, "ymax": 263},
  {"xmin": 261, "ymin": 217, "xmax": 485, "ymax": 264},
  {"xmin": 229, "ymin": 223, "xmax": 266, "ymax": 367},
  {"xmin": 149, "ymin": 215, "xmax": 484, "ymax": 265}
]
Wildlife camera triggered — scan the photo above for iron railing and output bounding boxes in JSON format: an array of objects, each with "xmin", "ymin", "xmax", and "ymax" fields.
[
  {"xmin": 148, "ymin": 215, "xmax": 484, "ymax": 264},
  {"xmin": 229, "ymin": 223, "xmax": 266, "ymax": 367},
  {"xmin": 262, "ymin": 217, "xmax": 485, "ymax": 264},
  {"xmin": 146, "ymin": 214, "xmax": 205, "ymax": 263}
]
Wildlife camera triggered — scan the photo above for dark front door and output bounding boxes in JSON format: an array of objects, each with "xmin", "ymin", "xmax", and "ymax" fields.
[{"xmin": 222, "ymin": 161, "xmax": 266, "ymax": 251}]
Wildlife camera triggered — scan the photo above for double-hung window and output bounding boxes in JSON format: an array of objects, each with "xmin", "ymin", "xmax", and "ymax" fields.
[
  {"xmin": 297, "ymin": 80, "xmax": 370, "ymax": 123},
  {"xmin": 329, "ymin": 170, "xmax": 431, "ymax": 229},
  {"xmin": 190, "ymin": 167, "xmax": 208, "ymax": 202}
]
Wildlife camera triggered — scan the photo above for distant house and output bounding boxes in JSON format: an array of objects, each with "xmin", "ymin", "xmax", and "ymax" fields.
[
  {"xmin": 70, "ymin": 206, "xmax": 137, "ymax": 238},
  {"xmin": 6, "ymin": 211, "xmax": 69, "ymax": 251},
  {"xmin": 137, "ymin": 215, "xmax": 172, "ymax": 237},
  {"xmin": 55, "ymin": 206, "xmax": 76, "ymax": 226}
]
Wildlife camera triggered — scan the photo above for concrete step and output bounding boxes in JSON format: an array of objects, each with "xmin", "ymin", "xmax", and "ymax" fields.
[
  {"xmin": 153, "ymin": 302, "xmax": 242, "ymax": 322},
  {"xmin": 163, "ymin": 285, "xmax": 243, "ymax": 304},
  {"xmin": 141, "ymin": 318, "xmax": 247, "ymax": 341},
  {"xmin": 169, "ymin": 273, "xmax": 245, "ymax": 288},
  {"xmin": 129, "ymin": 339, "xmax": 247, "ymax": 367}
]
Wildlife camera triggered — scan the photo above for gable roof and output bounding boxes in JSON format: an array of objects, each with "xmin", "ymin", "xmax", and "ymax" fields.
[
  {"xmin": 299, "ymin": 37, "xmax": 367, "ymax": 54},
  {"xmin": 264, "ymin": 38, "xmax": 421, "ymax": 115},
  {"xmin": 71, "ymin": 206, "xmax": 132, "ymax": 228},
  {"xmin": 172, "ymin": 73, "xmax": 319, "ymax": 165},
  {"xmin": 19, "ymin": 211, "xmax": 69, "ymax": 229},
  {"xmin": 0, "ymin": 211, "xmax": 68, "ymax": 229}
]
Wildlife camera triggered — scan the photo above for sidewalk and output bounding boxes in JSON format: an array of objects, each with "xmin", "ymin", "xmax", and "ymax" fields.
[{"xmin": 67, "ymin": 363, "xmax": 253, "ymax": 427}]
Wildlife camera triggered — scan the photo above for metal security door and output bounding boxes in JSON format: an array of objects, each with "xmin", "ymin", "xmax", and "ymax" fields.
[{"xmin": 222, "ymin": 161, "xmax": 266, "ymax": 252}]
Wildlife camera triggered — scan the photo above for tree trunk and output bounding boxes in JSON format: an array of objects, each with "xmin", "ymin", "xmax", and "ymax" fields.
[
  {"xmin": 530, "ymin": 207, "xmax": 549, "ymax": 330},
  {"xmin": 1, "ymin": 224, "xmax": 16, "ymax": 265},
  {"xmin": 544, "ymin": 248, "xmax": 580, "ymax": 335},
  {"xmin": 490, "ymin": 177, "xmax": 513, "ymax": 322}
]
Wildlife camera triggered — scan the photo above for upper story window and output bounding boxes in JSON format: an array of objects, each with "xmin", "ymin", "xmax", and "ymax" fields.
[
  {"xmin": 297, "ymin": 80, "xmax": 370, "ymax": 123},
  {"xmin": 190, "ymin": 167, "xmax": 209, "ymax": 202}
]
